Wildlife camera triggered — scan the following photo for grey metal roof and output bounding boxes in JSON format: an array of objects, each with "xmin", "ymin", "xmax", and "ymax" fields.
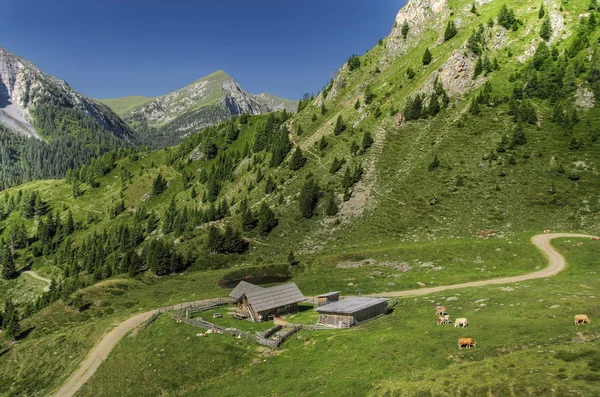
[
  {"xmin": 315, "ymin": 297, "xmax": 389, "ymax": 314},
  {"xmin": 229, "ymin": 280, "xmax": 264, "ymax": 300},
  {"xmin": 318, "ymin": 291, "xmax": 341, "ymax": 298},
  {"xmin": 245, "ymin": 282, "xmax": 305, "ymax": 313}
]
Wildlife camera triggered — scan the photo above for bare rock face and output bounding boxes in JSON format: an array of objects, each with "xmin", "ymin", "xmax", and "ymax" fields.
[
  {"xmin": 575, "ymin": 84, "xmax": 596, "ymax": 110},
  {"xmin": 0, "ymin": 46, "xmax": 129, "ymax": 139},
  {"xmin": 423, "ymin": 49, "xmax": 484, "ymax": 97},
  {"xmin": 387, "ymin": 0, "xmax": 450, "ymax": 58}
]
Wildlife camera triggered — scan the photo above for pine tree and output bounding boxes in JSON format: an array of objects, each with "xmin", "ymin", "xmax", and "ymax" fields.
[
  {"xmin": 444, "ymin": 20, "xmax": 458, "ymax": 41},
  {"xmin": 320, "ymin": 103, "xmax": 327, "ymax": 115},
  {"xmin": 265, "ymin": 176, "xmax": 277, "ymax": 194},
  {"xmin": 242, "ymin": 208, "xmax": 257, "ymax": 231},
  {"xmin": 334, "ymin": 115, "xmax": 346, "ymax": 135},
  {"xmin": 65, "ymin": 210, "xmax": 75, "ymax": 235},
  {"xmin": 289, "ymin": 147, "xmax": 307, "ymax": 171},
  {"xmin": 3, "ymin": 299, "xmax": 20, "ymax": 340},
  {"xmin": 350, "ymin": 140, "xmax": 359, "ymax": 156},
  {"xmin": 470, "ymin": 2, "xmax": 477, "ymax": 14},
  {"xmin": 318, "ymin": 136, "xmax": 328, "ymax": 151},
  {"xmin": 540, "ymin": 17, "xmax": 552, "ymax": 41},
  {"xmin": 72, "ymin": 180, "xmax": 81, "ymax": 198},
  {"xmin": 354, "ymin": 99, "xmax": 361, "ymax": 109},
  {"xmin": 151, "ymin": 174, "xmax": 167, "ymax": 196},
  {"xmin": 473, "ymin": 57, "xmax": 484, "ymax": 79},
  {"xmin": 401, "ymin": 20, "xmax": 410, "ymax": 39},
  {"xmin": 1, "ymin": 241, "xmax": 16, "ymax": 280},
  {"xmin": 325, "ymin": 191, "xmax": 339, "ymax": 216},
  {"xmin": 538, "ymin": 3, "xmax": 545, "ymax": 19},
  {"xmin": 422, "ymin": 48, "xmax": 433, "ymax": 65},
  {"xmin": 257, "ymin": 203, "xmax": 278, "ymax": 236},
  {"xmin": 428, "ymin": 155, "xmax": 440, "ymax": 171},
  {"xmin": 498, "ymin": 5, "xmax": 516, "ymax": 29},
  {"xmin": 287, "ymin": 251, "xmax": 297, "ymax": 266},
  {"xmin": 361, "ymin": 131, "xmax": 374, "ymax": 151},
  {"xmin": 298, "ymin": 178, "xmax": 321, "ymax": 218}
]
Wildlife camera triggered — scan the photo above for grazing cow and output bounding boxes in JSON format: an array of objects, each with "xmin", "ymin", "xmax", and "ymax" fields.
[
  {"xmin": 454, "ymin": 318, "xmax": 468, "ymax": 328},
  {"xmin": 437, "ymin": 315, "xmax": 451, "ymax": 325},
  {"xmin": 574, "ymin": 314, "xmax": 591, "ymax": 325},
  {"xmin": 458, "ymin": 338, "xmax": 476, "ymax": 350},
  {"xmin": 592, "ymin": 237, "xmax": 600, "ymax": 241},
  {"xmin": 544, "ymin": 230, "xmax": 550, "ymax": 233},
  {"xmin": 436, "ymin": 306, "xmax": 447, "ymax": 316}
]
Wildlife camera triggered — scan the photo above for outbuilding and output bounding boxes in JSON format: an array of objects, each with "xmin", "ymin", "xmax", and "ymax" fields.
[
  {"xmin": 317, "ymin": 291, "xmax": 341, "ymax": 307},
  {"xmin": 315, "ymin": 297, "xmax": 389, "ymax": 328}
]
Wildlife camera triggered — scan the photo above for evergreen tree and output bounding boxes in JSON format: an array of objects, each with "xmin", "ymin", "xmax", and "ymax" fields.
[
  {"xmin": 498, "ymin": 4, "xmax": 517, "ymax": 29},
  {"xmin": 406, "ymin": 67, "xmax": 416, "ymax": 79},
  {"xmin": 334, "ymin": 115, "xmax": 346, "ymax": 135},
  {"xmin": 72, "ymin": 180, "xmax": 81, "ymax": 198},
  {"xmin": 444, "ymin": 20, "xmax": 458, "ymax": 41},
  {"xmin": 65, "ymin": 210, "xmax": 75, "ymax": 235},
  {"xmin": 427, "ymin": 92, "xmax": 441, "ymax": 116},
  {"xmin": 242, "ymin": 208, "xmax": 258, "ymax": 231},
  {"xmin": 422, "ymin": 48, "xmax": 433, "ymax": 65},
  {"xmin": 538, "ymin": 3, "xmax": 545, "ymax": 19},
  {"xmin": 510, "ymin": 124, "xmax": 528, "ymax": 148},
  {"xmin": 347, "ymin": 55, "xmax": 361, "ymax": 71},
  {"xmin": 162, "ymin": 198, "xmax": 177, "ymax": 234},
  {"xmin": 469, "ymin": 98, "xmax": 481, "ymax": 115},
  {"xmin": 289, "ymin": 147, "xmax": 307, "ymax": 171},
  {"xmin": 401, "ymin": 20, "xmax": 409, "ymax": 39},
  {"xmin": 361, "ymin": 131, "xmax": 374, "ymax": 151},
  {"xmin": 257, "ymin": 203, "xmax": 278, "ymax": 235},
  {"xmin": 428, "ymin": 155, "xmax": 441, "ymax": 171},
  {"xmin": 151, "ymin": 174, "xmax": 168, "ymax": 196},
  {"xmin": 590, "ymin": 0, "xmax": 598, "ymax": 11},
  {"xmin": 329, "ymin": 157, "xmax": 344, "ymax": 174},
  {"xmin": 540, "ymin": 17, "xmax": 552, "ymax": 41},
  {"xmin": 354, "ymin": 99, "xmax": 361, "ymax": 109},
  {"xmin": 403, "ymin": 95, "xmax": 423, "ymax": 120},
  {"xmin": 470, "ymin": 2, "xmax": 477, "ymax": 14},
  {"xmin": 320, "ymin": 103, "xmax": 327, "ymax": 115},
  {"xmin": 318, "ymin": 136, "xmax": 328, "ymax": 150},
  {"xmin": 1, "ymin": 241, "xmax": 16, "ymax": 280},
  {"xmin": 3, "ymin": 299, "xmax": 20, "ymax": 340},
  {"xmin": 325, "ymin": 191, "xmax": 339, "ymax": 216},
  {"xmin": 298, "ymin": 178, "xmax": 322, "ymax": 218},
  {"xmin": 265, "ymin": 176, "xmax": 277, "ymax": 194},
  {"xmin": 287, "ymin": 251, "xmax": 297, "ymax": 266}
]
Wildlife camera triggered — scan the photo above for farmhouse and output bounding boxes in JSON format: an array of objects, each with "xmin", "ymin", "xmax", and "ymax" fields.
[
  {"xmin": 230, "ymin": 281, "xmax": 306, "ymax": 322},
  {"xmin": 316, "ymin": 297, "xmax": 389, "ymax": 328},
  {"xmin": 317, "ymin": 291, "xmax": 341, "ymax": 307}
]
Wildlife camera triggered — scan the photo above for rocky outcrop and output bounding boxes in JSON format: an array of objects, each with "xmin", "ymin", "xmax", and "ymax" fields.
[
  {"xmin": 425, "ymin": 49, "xmax": 484, "ymax": 97},
  {"xmin": 387, "ymin": 0, "xmax": 450, "ymax": 57},
  {"xmin": 0, "ymin": 46, "xmax": 129, "ymax": 139},
  {"xmin": 575, "ymin": 84, "xmax": 596, "ymax": 110}
]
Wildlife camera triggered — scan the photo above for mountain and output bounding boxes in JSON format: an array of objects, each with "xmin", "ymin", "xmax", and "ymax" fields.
[
  {"xmin": 0, "ymin": 46, "xmax": 131, "ymax": 139},
  {"xmin": 1, "ymin": 0, "xmax": 600, "ymax": 395},
  {"xmin": 0, "ymin": 46, "xmax": 134, "ymax": 189},
  {"xmin": 101, "ymin": 70, "xmax": 299, "ymax": 138}
]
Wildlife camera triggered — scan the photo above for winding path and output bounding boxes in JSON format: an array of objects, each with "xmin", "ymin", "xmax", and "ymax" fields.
[
  {"xmin": 22, "ymin": 270, "xmax": 52, "ymax": 292},
  {"xmin": 50, "ymin": 233, "xmax": 596, "ymax": 397}
]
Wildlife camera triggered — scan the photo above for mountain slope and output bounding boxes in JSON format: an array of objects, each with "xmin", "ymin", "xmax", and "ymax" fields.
[
  {"xmin": 0, "ymin": 47, "xmax": 131, "ymax": 139},
  {"xmin": 103, "ymin": 70, "xmax": 298, "ymax": 139},
  {"xmin": 97, "ymin": 96, "xmax": 154, "ymax": 116}
]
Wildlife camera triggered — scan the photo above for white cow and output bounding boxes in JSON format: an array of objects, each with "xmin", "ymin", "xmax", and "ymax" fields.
[{"xmin": 454, "ymin": 317, "xmax": 468, "ymax": 328}]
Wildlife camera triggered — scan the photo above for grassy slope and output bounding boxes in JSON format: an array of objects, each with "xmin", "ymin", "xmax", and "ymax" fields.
[
  {"xmin": 77, "ymin": 237, "xmax": 600, "ymax": 397},
  {"xmin": 97, "ymin": 96, "xmax": 155, "ymax": 116}
]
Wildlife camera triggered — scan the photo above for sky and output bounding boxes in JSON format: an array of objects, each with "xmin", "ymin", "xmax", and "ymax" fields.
[{"xmin": 1, "ymin": 0, "xmax": 406, "ymax": 101}]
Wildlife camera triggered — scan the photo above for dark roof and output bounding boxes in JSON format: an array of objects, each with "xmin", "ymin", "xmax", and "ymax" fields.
[
  {"xmin": 318, "ymin": 291, "xmax": 341, "ymax": 298},
  {"xmin": 229, "ymin": 281, "xmax": 264, "ymax": 300},
  {"xmin": 315, "ymin": 297, "xmax": 389, "ymax": 314},
  {"xmin": 245, "ymin": 282, "xmax": 305, "ymax": 313}
]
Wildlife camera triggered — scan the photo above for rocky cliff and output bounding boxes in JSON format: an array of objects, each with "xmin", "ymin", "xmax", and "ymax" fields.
[{"xmin": 0, "ymin": 46, "xmax": 130, "ymax": 139}]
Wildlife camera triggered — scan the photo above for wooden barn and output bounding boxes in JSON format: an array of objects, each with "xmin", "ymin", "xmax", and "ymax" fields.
[
  {"xmin": 230, "ymin": 281, "xmax": 306, "ymax": 322},
  {"xmin": 317, "ymin": 291, "xmax": 341, "ymax": 307},
  {"xmin": 315, "ymin": 297, "xmax": 389, "ymax": 328}
]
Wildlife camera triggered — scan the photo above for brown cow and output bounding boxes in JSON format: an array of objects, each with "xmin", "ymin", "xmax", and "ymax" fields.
[
  {"xmin": 437, "ymin": 315, "xmax": 450, "ymax": 325},
  {"xmin": 574, "ymin": 314, "xmax": 591, "ymax": 325},
  {"xmin": 458, "ymin": 338, "xmax": 476, "ymax": 350},
  {"xmin": 436, "ymin": 306, "xmax": 447, "ymax": 316},
  {"xmin": 592, "ymin": 237, "xmax": 600, "ymax": 241}
]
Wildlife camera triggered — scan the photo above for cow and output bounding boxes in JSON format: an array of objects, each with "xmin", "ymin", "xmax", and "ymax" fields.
[
  {"xmin": 436, "ymin": 305, "xmax": 447, "ymax": 316},
  {"xmin": 458, "ymin": 338, "xmax": 476, "ymax": 350},
  {"xmin": 437, "ymin": 315, "xmax": 451, "ymax": 325},
  {"xmin": 574, "ymin": 314, "xmax": 591, "ymax": 325},
  {"xmin": 592, "ymin": 237, "xmax": 600, "ymax": 241},
  {"xmin": 544, "ymin": 230, "xmax": 550, "ymax": 233},
  {"xmin": 454, "ymin": 318, "xmax": 468, "ymax": 328}
]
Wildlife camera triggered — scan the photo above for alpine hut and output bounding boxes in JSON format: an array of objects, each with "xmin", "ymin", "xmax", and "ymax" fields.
[
  {"xmin": 229, "ymin": 281, "xmax": 306, "ymax": 322},
  {"xmin": 315, "ymin": 297, "xmax": 389, "ymax": 328},
  {"xmin": 317, "ymin": 291, "xmax": 341, "ymax": 307}
]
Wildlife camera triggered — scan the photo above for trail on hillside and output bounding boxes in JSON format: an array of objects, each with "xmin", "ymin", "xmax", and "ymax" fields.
[
  {"xmin": 51, "ymin": 233, "xmax": 596, "ymax": 397},
  {"xmin": 22, "ymin": 270, "xmax": 51, "ymax": 292},
  {"xmin": 368, "ymin": 233, "xmax": 596, "ymax": 298}
]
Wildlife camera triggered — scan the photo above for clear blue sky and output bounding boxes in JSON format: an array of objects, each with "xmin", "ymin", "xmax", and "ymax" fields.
[{"xmin": 1, "ymin": 0, "xmax": 406, "ymax": 100}]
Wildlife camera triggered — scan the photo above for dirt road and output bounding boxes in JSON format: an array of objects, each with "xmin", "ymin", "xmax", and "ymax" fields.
[
  {"xmin": 22, "ymin": 270, "xmax": 52, "ymax": 292},
  {"xmin": 368, "ymin": 233, "xmax": 595, "ymax": 298},
  {"xmin": 50, "ymin": 233, "xmax": 595, "ymax": 396}
]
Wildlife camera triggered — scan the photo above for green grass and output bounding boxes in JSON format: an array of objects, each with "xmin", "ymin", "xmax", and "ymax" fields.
[
  {"xmin": 74, "ymin": 237, "xmax": 600, "ymax": 396},
  {"xmin": 97, "ymin": 96, "xmax": 155, "ymax": 116}
]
